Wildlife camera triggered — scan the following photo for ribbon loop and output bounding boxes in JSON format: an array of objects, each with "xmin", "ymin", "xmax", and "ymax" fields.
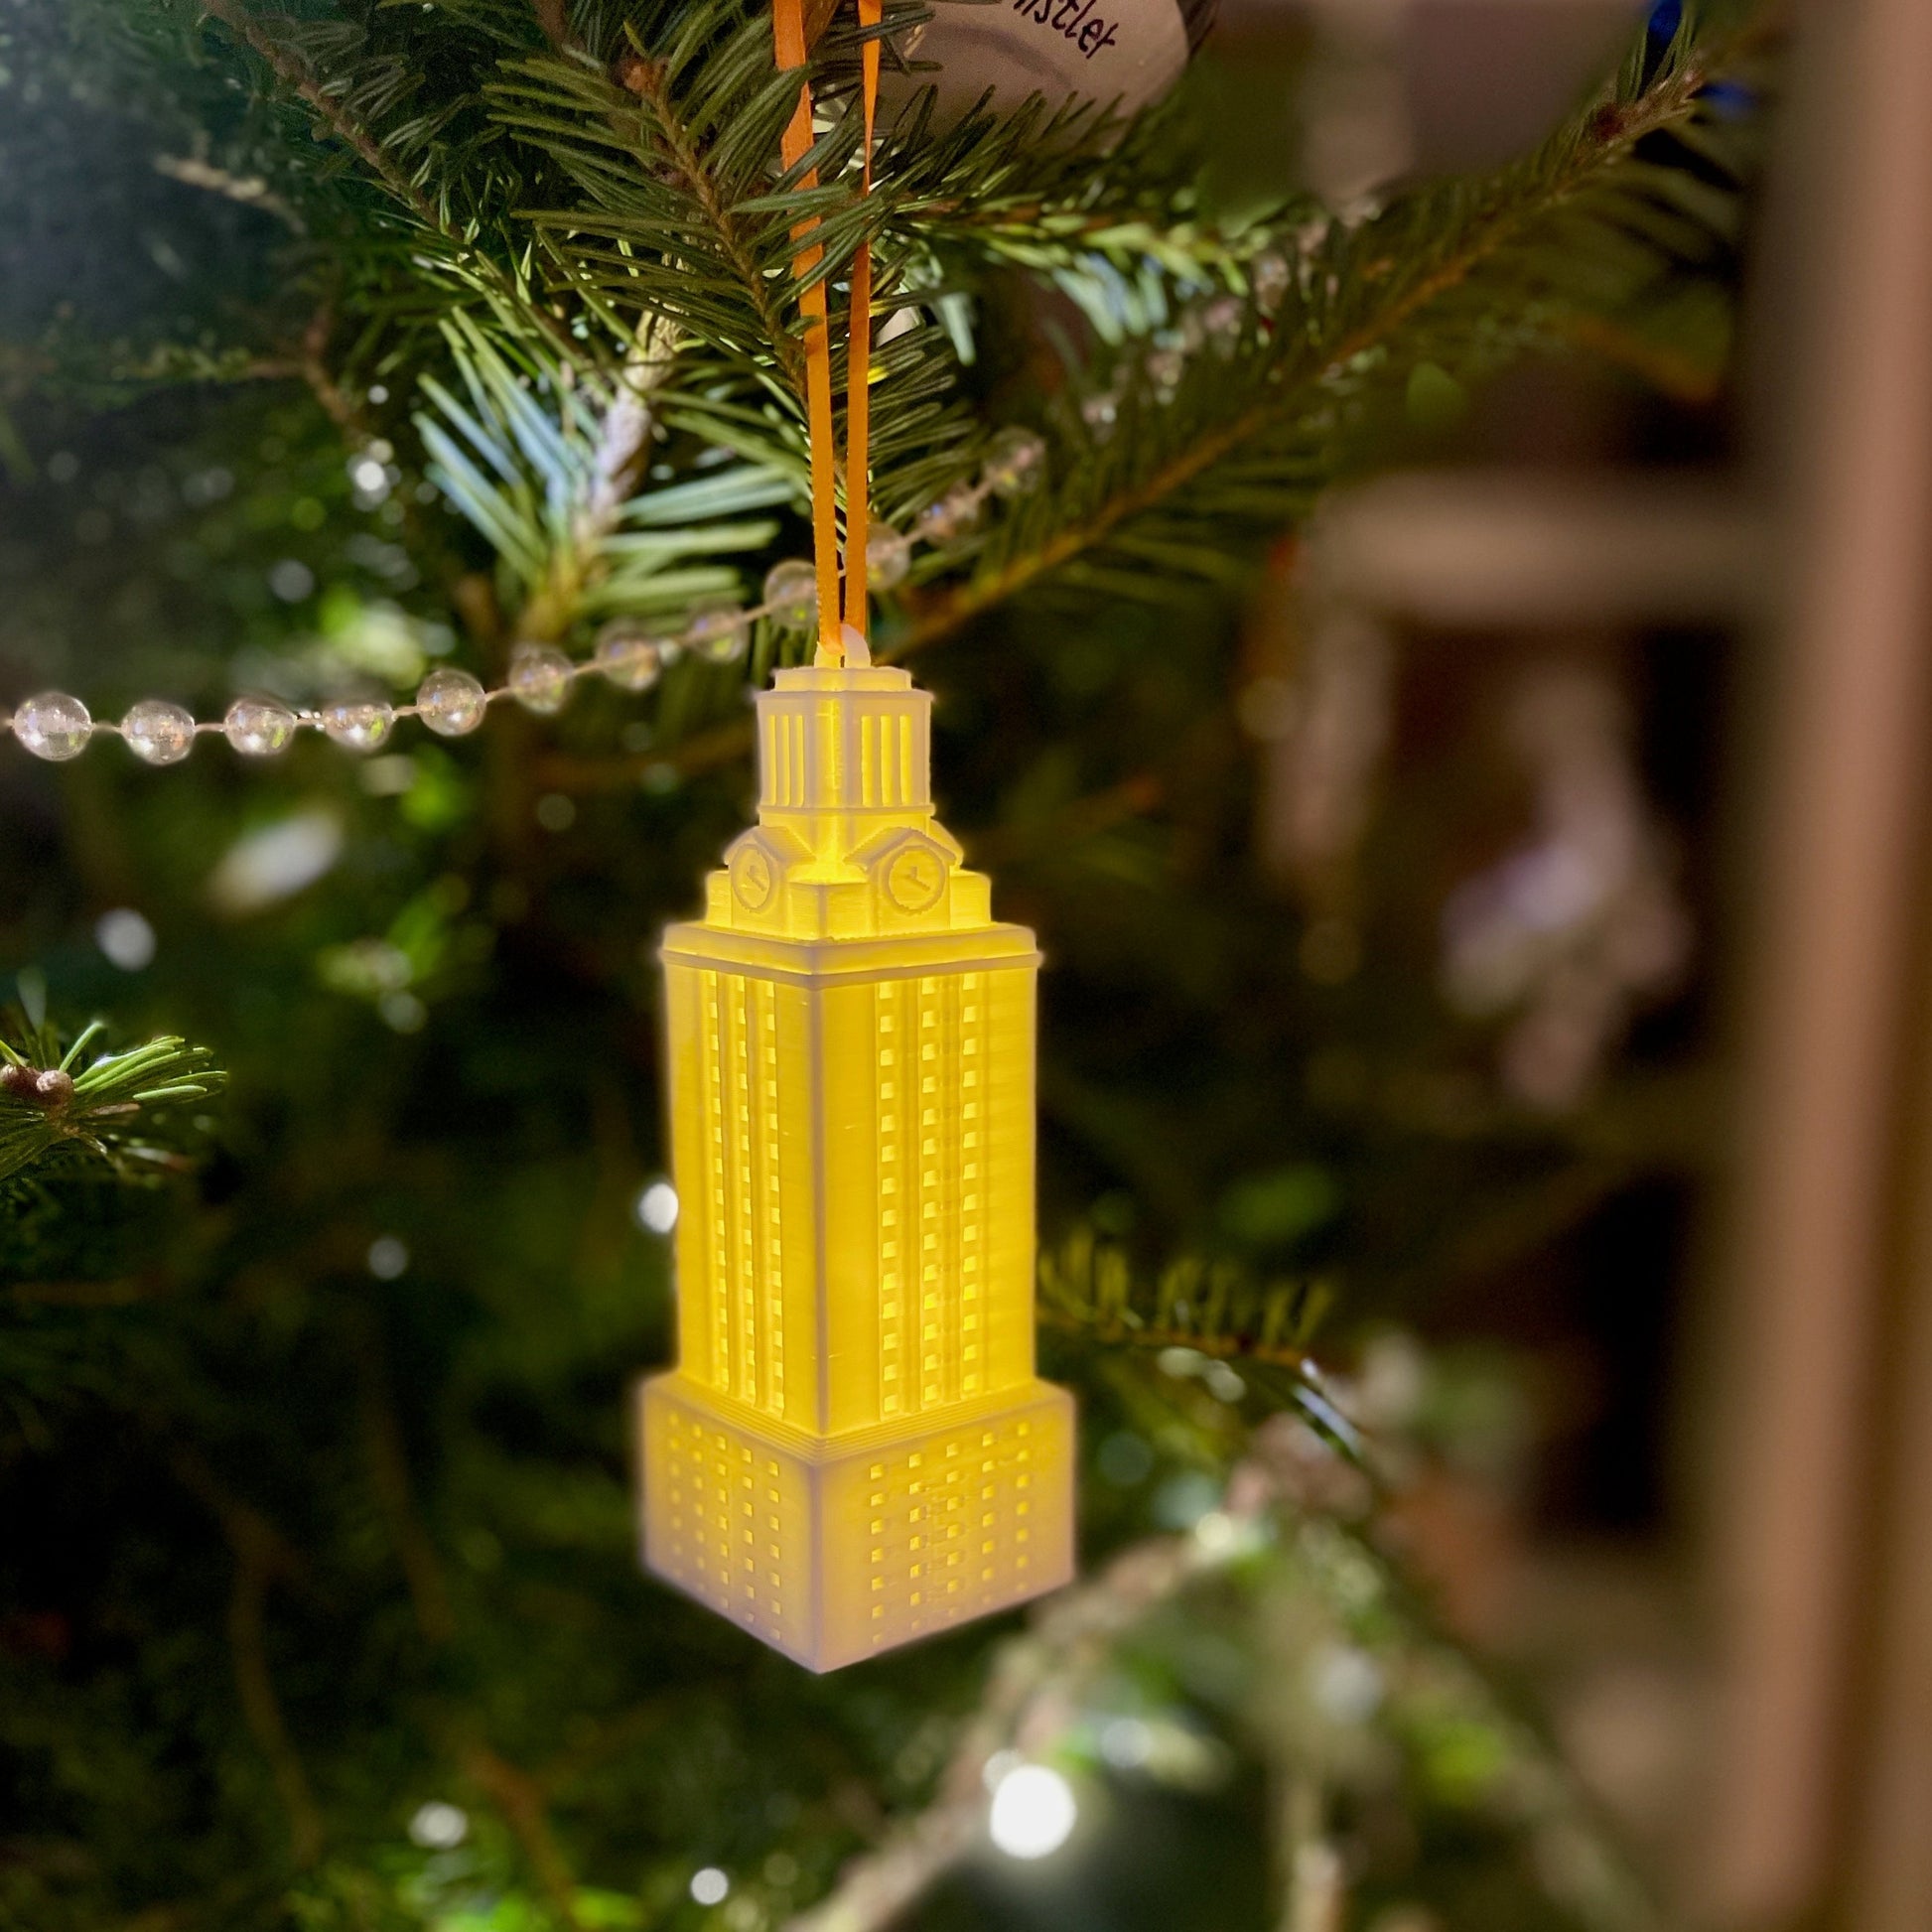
[{"xmin": 770, "ymin": 0, "xmax": 881, "ymax": 666}]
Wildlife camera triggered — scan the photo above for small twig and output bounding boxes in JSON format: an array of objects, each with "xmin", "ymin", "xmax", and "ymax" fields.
[
  {"xmin": 1557, "ymin": 312, "xmax": 1727, "ymax": 406},
  {"xmin": 153, "ymin": 152, "xmax": 304, "ymax": 232},
  {"xmin": 1, "ymin": 1276, "xmax": 171, "ymax": 1307},
  {"xmin": 346, "ymin": 1315, "xmax": 457, "ymax": 1646},
  {"xmin": 166, "ymin": 1449, "xmax": 323, "ymax": 1866},
  {"xmin": 462, "ymin": 1744, "xmax": 588, "ymax": 1931},
  {"xmin": 295, "ymin": 301, "xmax": 357, "ymax": 433},
  {"xmin": 528, "ymin": 0, "xmax": 570, "ymax": 49},
  {"xmin": 228, "ymin": 1532, "xmax": 326, "ymax": 1866}
]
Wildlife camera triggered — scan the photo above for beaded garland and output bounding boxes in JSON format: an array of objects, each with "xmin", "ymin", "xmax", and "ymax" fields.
[
  {"xmin": 0, "ymin": 241, "xmax": 1301, "ymax": 770},
  {"xmin": 0, "ymin": 430, "xmax": 1049, "ymax": 767}
]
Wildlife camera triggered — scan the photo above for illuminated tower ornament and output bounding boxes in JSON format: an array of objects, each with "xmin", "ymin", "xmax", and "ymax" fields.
[{"xmin": 638, "ymin": 661, "xmax": 1076, "ymax": 1670}]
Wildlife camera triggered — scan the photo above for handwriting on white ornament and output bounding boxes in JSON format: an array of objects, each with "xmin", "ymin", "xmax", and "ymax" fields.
[{"xmin": 1011, "ymin": 0, "xmax": 1122, "ymax": 62}]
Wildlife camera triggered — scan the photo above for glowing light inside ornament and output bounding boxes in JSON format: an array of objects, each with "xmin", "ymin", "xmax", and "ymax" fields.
[
  {"xmin": 638, "ymin": 664, "xmax": 1075, "ymax": 1671},
  {"xmin": 988, "ymin": 1764, "xmax": 1077, "ymax": 1860}
]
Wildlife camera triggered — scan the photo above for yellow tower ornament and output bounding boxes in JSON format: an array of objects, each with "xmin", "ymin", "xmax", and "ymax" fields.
[{"xmin": 638, "ymin": 659, "xmax": 1076, "ymax": 1670}]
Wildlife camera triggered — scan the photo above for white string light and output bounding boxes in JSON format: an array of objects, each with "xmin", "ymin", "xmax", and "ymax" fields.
[
  {"xmin": 0, "ymin": 432, "xmax": 1052, "ymax": 769},
  {"xmin": 688, "ymin": 1867, "xmax": 730, "ymax": 1906},
  {"xmin": 986, "ymin": 1762, "xmax": 1078, "ymax": 1861}
]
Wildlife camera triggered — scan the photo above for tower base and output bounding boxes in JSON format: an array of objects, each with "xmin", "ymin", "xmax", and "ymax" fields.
[{"xmin": 639, "ymin": 1373, "xmax": 1075, "ymax": 1672}]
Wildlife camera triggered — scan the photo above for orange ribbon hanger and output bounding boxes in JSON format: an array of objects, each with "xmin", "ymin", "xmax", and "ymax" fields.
[{"xmin": 771, "ymin": 0, "xmax": 882, "ymax": 665}]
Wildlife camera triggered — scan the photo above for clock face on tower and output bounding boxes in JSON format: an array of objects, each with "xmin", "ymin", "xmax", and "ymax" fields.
[
  {"xmin": 883, "ymin": 840, "xmax": 945, "ymax": 913},
  {"xmin": 730, "ymin": 840, "xmax": 776, "ymax": 910}
]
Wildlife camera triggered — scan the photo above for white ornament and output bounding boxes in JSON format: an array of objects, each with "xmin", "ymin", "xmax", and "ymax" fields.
[
  {"xmin": 865, "ymin": 524, "xmax": 912, "ymax": 592},
  {"xmin": 223, "ymin": 697, "xmax": 298, "ymax": 757},
  {"xmin": 595, "ymin": 622, "xmax": 666, "ymax": 692},
  {"xmin": 1081, "ymin": 390, "xmax": 1120, "ymax": 442},
  {"xmin": 915, "ymin": 484, "xmax": 983, "ymax": 544},
  {"xmin": 320, "ymin": 699, "xmax": 395, "ymax": 752},
  {"xmin": 12, "ymin": 692, "xmax": 92, "ymax": 761},
  {"xmin": 507, "ymin": 643, "xmax": 574, "ymax": 715},
  {"xmin": 638, "ymin": 662, "xmax": 1075, "ymax": 1672},
  {"xmin": 416, "ymin": 667, "xmax": 487, "ymax": 737},
  {"xmin": 983, "ymin": 427, "xmax": 1047, "ymax": 501},
  {"xmin": 761, "ymin": 559, "xmax": 819, "ymax": 632},
  {"xmin": 122, "ymin": 699, "xmax": 196, "ymax": 765},
  {"xmin": 688, "ymin": 601, "xmax": 749, "ymax": 664},
  {"xmin": 1201, "ymin": 295, "xmax": 1243, "ymax": 356},
  {"xmin": 882, "ymin": 0, "xmax": 1202, "ymax": 127},
  {"xmin": 1251, "ymin": 249, "xmax": 1291, "ymax": 316}
]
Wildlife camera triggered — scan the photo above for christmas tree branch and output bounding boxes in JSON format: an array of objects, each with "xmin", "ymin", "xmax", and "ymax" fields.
[
  {"xmin": 1037, "ymin": 1227, "xmax": 1355, "ymax": 1450},
  {"xmin": 196, "ymin": 0, "xmax": 448, "ymax": 239},
  {"xmin": 785, "ymin": 1412, "xmax": 1366, "ymax": 1932},
  {"xmin": 1037, "ymin": 1227, "xmax": 1324, "ymax": 1375},
  {"xmin": 891, "ymin": 18, "xmax": 1760, "ymax": 651},
  {"xmin": 609, "ymin": 45, "xmax": 806, "ymax": 396},
  {"xmin": 785, "ymin": 1512, "xmax": 1217, "ymax": 1932},
  {"xmin": 516, "ymin": 312, "xmax": 689, "ymax": 640},
  {"xmin": 0, "ymin": 1021, "xmax": 223, "ymax": 1186},
  {"xmin": 417, "ymin": 310, "xmax": 787, "ymax": 645}
]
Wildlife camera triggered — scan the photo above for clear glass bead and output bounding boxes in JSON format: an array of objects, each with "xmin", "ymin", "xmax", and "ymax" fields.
[
  {"xmin": 865, "ymin": 524, "xmax": 911, "ymax": 592},
  {"xmin": 1251, "ymin": 249, "xmax": 1291, "ymax": 316},
  {"xmin": 1081, "ymin": 391, "xmax": 1120, "ymax": 444},
  {"xmin": 982, "ymin": 427, "xmax": 1046, "ymax": 501},
  {"xmin": 915, "ymin": 483, "xmax": 982, "ymax": 544},
  {"xmin": 1146, "ymin": 345, "xmax": 1185, "ymax": 398},
  {"xmin": 223, "ymin": 697, "xmax": 298, "ymax": 757},
  {"xmin": 320, "ymin": 698, "xmax": 395, "ymax": 752},
  {"xmin": 1201, "ymin": 296, "xmax": 1244, "ymax": 356},
  {"xmin": 121, "ymin": 699, "xmax": 196, "ymax": 765},
  {"xmin": 507, "ymin": 643, "xmax": 574, "ymax": 716},
  {"xmin": 761, "ymin": 559, "xmax": 819, "ymax": 632},
  {"xmin": 594, "ymin": 621, "xmax": 665, "ymax": 693},
  {"xmin": 416, "ymin": 667, "xmax": 487, "ymax": 737},
  {"xmin": 12, "ymin": 692, "xmax": 92, "ymax": 761},
  {"xmin": 687, "ymin": 601, "xmax": 748, "ymax": 664}
]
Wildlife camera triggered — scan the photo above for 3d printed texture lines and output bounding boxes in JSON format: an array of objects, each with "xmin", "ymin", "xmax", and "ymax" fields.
[{"xmin": 639, "ymin": 664, "xmax": 1075, "ymax": 1670}]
